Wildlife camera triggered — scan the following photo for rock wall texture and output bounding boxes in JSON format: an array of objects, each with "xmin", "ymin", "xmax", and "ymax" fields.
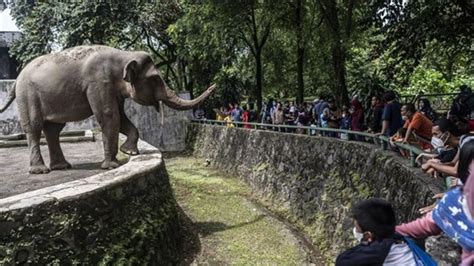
[
  {"xmin": 0, "ymin": 138, "xmax": 183, "ymax": 264},
  {"xmin": 187, "ymin": 124, "xmax": 458, "ymax": 263},
  {"xmin": 0, "ymin": 80, "xmax": 191, "ymax": 151}
]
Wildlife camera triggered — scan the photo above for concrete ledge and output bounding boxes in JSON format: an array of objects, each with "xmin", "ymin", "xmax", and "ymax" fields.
[{"xmin": 0, "ymin": 137, "xmax": 183, "ymax": 264}]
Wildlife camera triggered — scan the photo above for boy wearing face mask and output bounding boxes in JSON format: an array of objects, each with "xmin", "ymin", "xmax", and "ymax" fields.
[{"xmin": 336, "ymin": 199, "xmax": 417, "ymax": 266}]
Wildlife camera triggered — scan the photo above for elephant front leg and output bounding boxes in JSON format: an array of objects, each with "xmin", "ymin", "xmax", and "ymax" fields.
[
  {"xmin": 88, "ymin": 91, "xmax": 121, "ymax": 170},
  {"xmin": 100, "ymin": 113, "xmax": 121, "ymax": 169},
  {"xmin": 119, "ymin": 103, "xmax": 139, "ymax": 155}
]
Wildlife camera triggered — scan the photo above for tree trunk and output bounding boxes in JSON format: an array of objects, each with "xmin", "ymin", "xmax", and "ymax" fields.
[
  {"xmin": 322, "ymin": 0, "xmax": 349, "ymax": 107},
  {"xmin": 297, "ymin": 47, "xmax": 305, "ymax": 104},
  {"xmin": 255, "ymin": 50, "xmax": 263, "ymax": 113},
  {"xmin": 296, "ymin": 0, "xmax": 305, "ymax": 104},
  {"xmin": 332, "ymin": 40, "xmax": 349, "ymax": 107}
]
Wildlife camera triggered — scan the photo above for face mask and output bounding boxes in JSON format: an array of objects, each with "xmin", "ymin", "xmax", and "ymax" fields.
[
  {"xmin": 402, "ymin": 115, "xmax": 408, "ymax": 121},
  {"xmin": 353, "ymin": 227, "xmax": 364, "ymax": 242},
  {"xmin": 431, "ymin": 136, "xmax": 445, "ymax": 149}
]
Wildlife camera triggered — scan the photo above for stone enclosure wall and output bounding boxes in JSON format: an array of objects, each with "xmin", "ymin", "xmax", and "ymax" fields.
[
  {"xmin": 0, "ymin": 138, "xmax": 184, "ymax": 264},
  {"xmin": 187, "ymin": 124, "xmax": 449, "ymax": 261},
  {"xmin": 0, "ymin": 80, "xmax": 191, "ymax": 151}
]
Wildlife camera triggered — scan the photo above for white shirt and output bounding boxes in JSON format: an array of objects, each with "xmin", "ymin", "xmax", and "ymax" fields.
[{"xmin": 383, "ymin": 243, "xmax": 416, "ymax": 266}]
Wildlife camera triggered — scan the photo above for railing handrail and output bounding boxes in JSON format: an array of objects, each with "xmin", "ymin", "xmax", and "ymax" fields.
[{"xmin": 190, "ymin": 118, "xmax": 426, "ymax": 167}]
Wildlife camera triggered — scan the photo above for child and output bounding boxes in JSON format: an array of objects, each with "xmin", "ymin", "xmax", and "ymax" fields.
[
  {"xmin": 336, "ymin": 198, "xmax": 417, "ymax": 265},
  {"xmin": 340, "ymin": 108, "xmax": 352, "ymax": 140}
]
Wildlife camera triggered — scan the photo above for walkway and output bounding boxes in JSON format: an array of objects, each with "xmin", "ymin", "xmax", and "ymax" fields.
[{"xmin": 166, "ymin": 156, "xmax": 323, "ymax": 265}]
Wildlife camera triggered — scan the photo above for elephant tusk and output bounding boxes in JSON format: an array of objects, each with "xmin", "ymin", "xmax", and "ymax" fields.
[{"xmin": 160, "ymin": 101, "xmax": 164, "ymax": 126}]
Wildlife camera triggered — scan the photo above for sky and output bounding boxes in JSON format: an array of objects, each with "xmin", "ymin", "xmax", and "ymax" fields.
[{"xmin": 0, "ymin": 8, "xmax": 20, "ymax": 32}]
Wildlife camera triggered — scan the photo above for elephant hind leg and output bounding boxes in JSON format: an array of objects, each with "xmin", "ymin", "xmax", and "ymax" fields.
[
  {"xmin": 25, "ymin": 122, "xmax": 50, "ymax": 174},
  {"xmin": 119, "ymin": 103, "xmax": 139, "ymax": 156},
  {"xmin": 43, "ymin": 121, "xmax": 71, "ymax": 170}
]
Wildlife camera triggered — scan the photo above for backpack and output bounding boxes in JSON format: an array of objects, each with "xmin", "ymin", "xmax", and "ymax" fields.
[
  {"xmin": 403, "ymin": 237, "xmax": 437, "ymax": 266},
  {"xmin": 451, "ymin": 91, "xmax": 474, "ymax": 119}
]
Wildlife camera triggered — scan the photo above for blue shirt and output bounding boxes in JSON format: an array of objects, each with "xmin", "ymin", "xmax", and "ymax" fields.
[
  {"xmin": 231, "ymin": 108, "xmax": 243, "ymax": 122},
  {"xmin": 382, "ymin": 102, "xmax": 403, "ymax": 136}
]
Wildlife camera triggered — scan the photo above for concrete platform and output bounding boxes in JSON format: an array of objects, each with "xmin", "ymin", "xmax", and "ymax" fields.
[
  {"xmin": 0, "ymin": 133, "xmax": 183, "ymax": 264},
  {"xmin": 0, "ymin": 141, "xmax": 107, "ymax": 199}
]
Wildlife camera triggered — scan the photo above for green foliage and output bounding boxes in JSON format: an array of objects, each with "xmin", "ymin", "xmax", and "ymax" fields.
[
  {"xmin": 7, "ymin": 0, "xmax": 473, "ymax": 107},
  {"xmin": 406, "ymin": 67, "xmax": 474, "ymax": 95}
]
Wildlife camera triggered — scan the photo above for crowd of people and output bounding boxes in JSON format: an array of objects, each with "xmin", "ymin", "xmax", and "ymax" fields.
[
  {"xmin": 204, "ymin": 87, "xmax": 472, "ymax": 148},
  {"xmin": 337, "ymin": 133, "xmax": 474, "ymax": 265},
  {"xmin": 196, "ymin": 85, "xmax": 474, "ymax": 264}
]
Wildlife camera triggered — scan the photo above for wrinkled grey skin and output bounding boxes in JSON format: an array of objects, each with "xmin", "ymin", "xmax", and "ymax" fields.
[{"xmin": 0, "ymin": 45, "xmax": 216, "ymax": 174}]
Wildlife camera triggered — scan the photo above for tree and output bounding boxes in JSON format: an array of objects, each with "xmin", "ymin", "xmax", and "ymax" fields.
[
  {"xmin": 9, "ymin": 1, "xmax": 183, "ymax": 81},
  {"xmin": 317, "ymin": 0, "xmax": 359, "ymax": 106}
]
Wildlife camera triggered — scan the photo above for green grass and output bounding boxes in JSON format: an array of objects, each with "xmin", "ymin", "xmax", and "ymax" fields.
[{"xmin": 167, "ymin": 157, "xmax": 309, "ymax": 265}]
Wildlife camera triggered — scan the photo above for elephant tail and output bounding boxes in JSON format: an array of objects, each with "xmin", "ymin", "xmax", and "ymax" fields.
[{"xmin": 0, "ymin": 81, "xmax": 16, "ymax": 113}]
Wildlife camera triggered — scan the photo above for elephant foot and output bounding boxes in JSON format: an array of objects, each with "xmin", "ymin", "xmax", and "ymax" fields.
[
  {"xmin": 101, "ymin": 159, "xmax": 121, "ymax": 170},
  {"xmin": 120, "ymin": 142, "xmax": 139, "ymax": 156},
  {"xmin": 29, "ymin": 165, "xmax": 50, "ymax": 174},
  {"xmin": 50, "ymin": 161, "xmax": 72, "ymax": 170}
]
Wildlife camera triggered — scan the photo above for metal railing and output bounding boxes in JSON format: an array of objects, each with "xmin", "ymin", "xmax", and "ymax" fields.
[
  {"xmin": 401, "ymin": 92, "xmax": 458, "ymax": 113},
  {"xmin": 191, "ymin": 119, "xmax": 425, "ymax": 167}
]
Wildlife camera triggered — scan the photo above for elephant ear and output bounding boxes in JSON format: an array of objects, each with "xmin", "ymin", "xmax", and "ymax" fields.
[
  {"xmin": 123, "ymin": 60, "xmax": 138, "ymax": 83},
  {"xmin": 123, "ymin": 60, "xmax": 139, "ymax": 97}
]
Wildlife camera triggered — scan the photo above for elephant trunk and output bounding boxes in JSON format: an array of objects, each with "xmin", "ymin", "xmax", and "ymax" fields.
[{"xmin": 161, "ymin": 84, "xmax": 215, "ymax": 110}]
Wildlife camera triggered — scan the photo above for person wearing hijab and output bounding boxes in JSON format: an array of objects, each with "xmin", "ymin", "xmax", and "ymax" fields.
[
  {"xmin": 350, "ymin": 98, "xmax": 364, "ymax": 132},
  {"xmin": 396, "ymin": 135, "xmax": 474, "ymax": 265}
]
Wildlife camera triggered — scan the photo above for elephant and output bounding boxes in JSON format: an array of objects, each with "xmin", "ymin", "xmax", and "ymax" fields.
[{"xmin": 0, "ymin": 45, "xmax": 216, "ymax": 174}]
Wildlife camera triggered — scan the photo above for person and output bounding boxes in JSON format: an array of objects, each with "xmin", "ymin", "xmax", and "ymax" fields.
[
  {"xmin": 421, "ymin": 134, "xmax": 474, "ymax": 181},
  {"xmin": 272, "ymin": 102, "xmax": 285, "ymax": 131},
  {"xmin": 231, "ymin": 103, "xmax": 243, "ymax": 123},
  {"xmin": 400, "ymin": 103, "xmax": 433, "ymax": 149},
  {"xmin": 416, "ymin": 118, "xmax": 460, "ymax": 167},
  {"xmin": 379, "ymin": 91, "xmax": 403, "ymax": 137},
  {"xmin": 396, "ymin": 136, "xmax": 474, "ymax": 265},
  {"xmin": 223, "ymin": 111, "xmax": 234, "ymax": 128},
  {"xmin": 215, "ymin": 106, "xmax": 226, "ymax": 122},
  {"xmin": 194, "ymin": 105, "xmax": 205, "ymax": 120},
  {"xmin": 296, "ymin": 103, "xmax": 310, "ymax": 134},
  {"xmin": 336, "ymin": 198, "xmax": 417, "ymax": 265},
  {"xmin": 323, "ymin": 98, "xmax": 341, "ymax": 137},
  {"xmin": 368, "ymin": 95, "xmax": 384, "ymax": 133},
  {"xmin": 242, "ymin": 105, "xmax": 251, "ymax": 129},
  {"xmin": 418, "ymin": 98, "xmax": 437, "ymax": 121},
  {"xmin": 248, "ymin": 102, "xmax": 258, "ymax": 122},
  {"xmin": 350, "ymin": 98, "xmax": 365, "ymax": 141},
  {"xmin": 315, "ymin": 96, "xmax": 329, "ymax": 127},
  {"xmin": 340, "ymin": 108, "xmax": 352, "ymax": 140}
]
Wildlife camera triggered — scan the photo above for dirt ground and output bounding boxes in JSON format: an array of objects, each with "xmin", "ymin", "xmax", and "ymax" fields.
[{"xmin": 0, "ymin": 141, "xmax": 108, "ymax": 199}]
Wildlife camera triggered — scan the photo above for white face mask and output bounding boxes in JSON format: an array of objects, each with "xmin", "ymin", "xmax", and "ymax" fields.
[
  {"xmin": 431, "ymin": 136, "xmax": 444, "ymax": 149},
  {"xmin": 353, "ymin": 227, "xmax": 364, "ymax": 242},
  {"xmin": 402, "ymin": 115, "xmax": 408, "ymax": 121}
]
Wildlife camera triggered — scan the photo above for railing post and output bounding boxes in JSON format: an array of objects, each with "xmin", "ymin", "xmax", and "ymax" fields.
[
  {"xmin": 381, "ymin": 139, "xmax": 388, "ymax": 150},
  {"xmin": 410, "ymin": 150, "xmax": 416, "ymax": 167}
]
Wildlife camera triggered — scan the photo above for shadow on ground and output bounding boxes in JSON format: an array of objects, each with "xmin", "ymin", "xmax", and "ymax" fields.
[
  {"xmin": 196, "ymin": 215, "xmax": 265, "ymax": 238},
  {"xmin": 175, "ymin": 206, "xmax": 201, "ymax": 265}
]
